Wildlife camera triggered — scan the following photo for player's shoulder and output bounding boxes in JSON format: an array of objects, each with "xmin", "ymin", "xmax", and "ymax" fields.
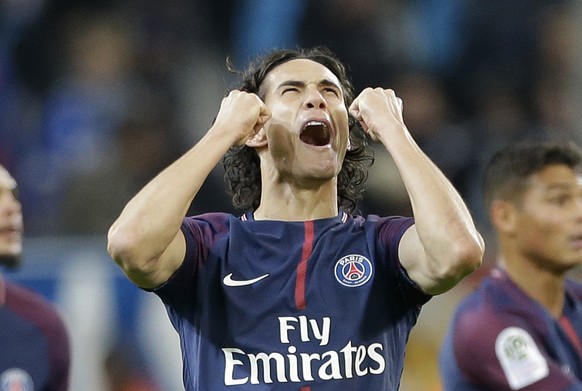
[
  {"xmin": 6, "ymin": 280, "xmax": 54, "ymax": 311},
  {"xmin": 451, "ymin": 270, "xmax": 549, "ymax": 347},
  {"xmin": 453, "ymin": 285, "xmax": 502, "ymax": 333},
  {"xmin": 4, "ymin": 280, "xmax": 68, "ymax": 335},
  {"xmin": 451, "ymin": 275, "xmax": 518, "ymax": 334},
  {"xmin": 449, "ymin": 285, "xmax": 518, "ymax": 370},
  {"xmin": 183, "ymin": 212, "xmax": 236, "ymax": 233},
  {"xmin": 566, "ymin": 278, "xmax": 582, "ymax": 299},
  {"xmin": 449, "ymin": 276, "xmax": 556, "ymax": 390},
  {"xmin": 356, "ymin": 213, "xmax": 412, "ymax": 224},
  {"xmin": 352, "ymin": 213, "xmax": 414, "ymax": 232},
  {"xmin": 186, "ymin": 212, "xmax": 234, "ymax": 224}
]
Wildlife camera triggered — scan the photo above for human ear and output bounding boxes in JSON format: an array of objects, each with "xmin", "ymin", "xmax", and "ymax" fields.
[
  {"xmin": 245, "ymin": 128, "xmax": 268, "ymax": 148},
  {"xmin": 490, "ymin": 200, "xmax": 517, "ymax": 234}
]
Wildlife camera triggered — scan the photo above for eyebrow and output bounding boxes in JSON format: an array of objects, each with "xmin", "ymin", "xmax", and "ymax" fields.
[
  {"xmin": 276, "ymin": 79, "xmax": 341, "ymax": 91},
  {"xmin": 544, "ymin": 182, "xmax": 579, "ymax": 193}
]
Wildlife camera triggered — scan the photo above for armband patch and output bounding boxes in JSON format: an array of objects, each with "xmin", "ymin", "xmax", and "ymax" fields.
[{"xmin": 495, "ymin": 327, "xmax": 549, "ymax": 390}]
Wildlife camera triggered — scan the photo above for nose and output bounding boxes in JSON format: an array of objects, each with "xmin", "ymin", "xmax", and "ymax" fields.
[
  {"xmin": 0, "ymin": 191, "xmax": 21, "ymax": 215},
  {"xmin": 573, "ymin": 194, "xmax": 582, "ymax": 221},
  {"xmin": 576, "ymin": 198, "xmax": 582, "ymax": 219},
  {"xmin": 304, "ymin": 87, "xmax": 326, "ymax": 110}
]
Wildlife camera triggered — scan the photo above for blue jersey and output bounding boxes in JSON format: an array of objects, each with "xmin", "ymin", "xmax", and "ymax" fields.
[
  {"xmin": 0, "ymin": 274, "xmax": 70, "ymax": 391},
  {"xmin": 440, "ymin": 268, "xmax": 582, "ymax": 391},
  {"xmin": 151, "ymin": 211, "xmax": 430, "ymax": 390}
]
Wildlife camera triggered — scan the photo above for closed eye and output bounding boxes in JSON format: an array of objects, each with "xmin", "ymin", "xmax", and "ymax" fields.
[
  {"xmin": 548, "ymin": 194, "xmax": 571, "ymax": 206},
  {"xmin": 282, "ymin": 87, "xmax": 299, "ymax": 94},
  {"xmin": 323, "ymin": 87, "xmax": 339, "ymax": 96}
]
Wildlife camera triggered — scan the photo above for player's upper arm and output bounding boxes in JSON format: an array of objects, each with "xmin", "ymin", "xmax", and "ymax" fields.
[
  {"xmin": 398, "ymin": 225, "xmax": 474, "ymax": 295},
  {"xmin": 109, "ymin": 228, "xmax": 186, "ymax": 290},
  {"xmin": 397, "ymin": 225, "xmax": 435, "ymax": 293}
]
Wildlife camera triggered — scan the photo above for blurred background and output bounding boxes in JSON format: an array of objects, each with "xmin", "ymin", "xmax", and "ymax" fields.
[{"xmin": 1, "ymin": 0, "xmax": 581, "ymax": 390}]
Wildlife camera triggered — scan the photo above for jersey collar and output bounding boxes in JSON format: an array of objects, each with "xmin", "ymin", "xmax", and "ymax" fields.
[{"xmin": 241, "ymin": 210, "xmax": 347, "ymax": 223}]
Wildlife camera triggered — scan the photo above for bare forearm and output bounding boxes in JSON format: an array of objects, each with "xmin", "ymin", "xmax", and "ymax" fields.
[
  {"xmin": 107, "ymin": 90, "xmax": 270, "ymax": 287},
  {"xmin": 351, "ymin": 88, "xmax": 478, "ymax": 240},
  {"xmin": 384, "ymin": 130, "xmax": 477, "ymax": 240},
  {"xmin": 380, "ymin": 128, "xmax": 484, "ymax": 290},
  {"xmin": 349, "ymin": 88, "xmax": 483, "ymax": 293},
  {"xmin": 108, "ymin": 131, "xmax": 231, "ymax": 267}
]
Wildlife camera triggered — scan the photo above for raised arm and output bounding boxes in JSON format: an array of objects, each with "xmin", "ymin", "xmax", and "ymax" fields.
[
  {"xmin": 349, "ymin": 88, "xmax": 484, "ymax": 295},
  {"xmin": 107, "ymin": 91, "xmax": 271, "ymax": 288}
]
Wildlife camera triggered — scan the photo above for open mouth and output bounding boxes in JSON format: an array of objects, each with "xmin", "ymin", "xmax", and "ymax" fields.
[
  {"xmin": 300, "ymin": 121, "xmax": 331, "ymax": 146},
  {"xmin": 0, "ymin": 226, "xmax": 22, "ymax": 241},
  {"xmin": 572, "ymin": 234, "xmax": 582, "ymax": 248}
]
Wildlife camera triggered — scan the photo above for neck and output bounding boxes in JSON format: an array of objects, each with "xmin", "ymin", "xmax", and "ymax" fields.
[
  {"xmin": 254, "ymin": 179, "xmax": 339, "ymax": 221},
  {"xmin": 499, "ymin": 252, "xmax": 567, "ymax": 318}
]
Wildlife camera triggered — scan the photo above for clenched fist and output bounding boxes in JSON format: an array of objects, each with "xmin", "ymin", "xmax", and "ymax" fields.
[
  {"xmin": 213, "ymin": 90, "xmax": 272, "ymax": 146},
  {"xmin": 349, "ymin": 88, "xmax": 405, "ymax": 142}
]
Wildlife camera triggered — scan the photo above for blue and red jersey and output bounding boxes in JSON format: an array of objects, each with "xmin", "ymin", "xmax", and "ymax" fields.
[
  {"xmin": 0, "ymin": 274, "xmax": 70, "ymax": 391},
  {"xmin": 151, "ymin": 211, "xmax": 430, "ymax": 390},
  {"xmin": 440, "ymin": 268, "xmax": 582, "ymax": 391}
]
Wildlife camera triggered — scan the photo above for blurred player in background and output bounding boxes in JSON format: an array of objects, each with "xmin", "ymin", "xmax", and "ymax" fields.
[
  {"xmin": 108, "ymin": 46, "xmax": 483, "ymax": 390},
  {"xmin": 0, "ymin": 164, "xmax": 71, "ymax": 391},
  {"xmin": 440, "ymin": 141, "xmax": 582, "ymax": 390}
]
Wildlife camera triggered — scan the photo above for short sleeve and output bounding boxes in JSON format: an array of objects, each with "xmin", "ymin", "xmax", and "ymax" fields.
[
  {"xmin": 451, "ymin": 300, "xmax": 581, "ymax": 390},
  {"xmin": 151, "ymin": 213, "xmax": 230, "ymax": 311},
  {"xmin": 374, "ymin": 216, "xmax": 431, "ymax": 306}
]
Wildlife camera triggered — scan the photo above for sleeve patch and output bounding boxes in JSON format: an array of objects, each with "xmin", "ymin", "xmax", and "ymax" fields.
[{"xmin": 495, "ymin": 327, "xmax": 549, "ymax": 390}]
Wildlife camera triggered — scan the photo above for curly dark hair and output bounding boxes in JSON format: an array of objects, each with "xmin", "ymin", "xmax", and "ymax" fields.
[{"xmin": 222, "ymin": 47, "xmax": 374, "ymax": 214}]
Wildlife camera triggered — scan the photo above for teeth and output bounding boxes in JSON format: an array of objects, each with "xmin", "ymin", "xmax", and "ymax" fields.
[{"xmin": 305, "ymin": 121, "xmax": 327, "ymax": 127}]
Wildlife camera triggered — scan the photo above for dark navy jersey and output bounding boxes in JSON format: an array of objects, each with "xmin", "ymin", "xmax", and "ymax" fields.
[
  {"xmin": 0, "ymin": 274, "xmax": 70, "ymax": 391},
  {"xmin": 440, "ymin": 268, "xmax": 582, "ymax": 391},
  {"xmin": 152, "ymin": 211, "xmax": 431, "ymax": 390}
]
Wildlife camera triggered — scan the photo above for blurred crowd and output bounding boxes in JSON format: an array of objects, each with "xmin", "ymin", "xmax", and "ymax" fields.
[
  {"xmin": 1, "ymin": 1, "xmax": 582, "ymax": 389},
  {"xmin": 1, "ymin": 0, "xmax": 581, "ymax": 246}
]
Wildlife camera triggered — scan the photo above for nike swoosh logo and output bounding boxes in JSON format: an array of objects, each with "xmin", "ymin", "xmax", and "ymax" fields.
[{"xmin": 223, "ymin": 273, "xmax": 269, "ymax": 287}]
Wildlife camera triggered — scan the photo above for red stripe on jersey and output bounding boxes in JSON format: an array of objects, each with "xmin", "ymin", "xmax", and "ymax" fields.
[
  {"xmin": 300, "ymin": 387, "xmax": 311, "ymax": 391},
  {"xmin": 559, "ymin": 316, "xmax": 582, "ymax": 358},
  {"xmin": 0, "ymin": 274, "xmax": 5, "ymax": 305},
  {"xmin": 295, "ymin": 221, "xmax": 314, "ymax": 310}
]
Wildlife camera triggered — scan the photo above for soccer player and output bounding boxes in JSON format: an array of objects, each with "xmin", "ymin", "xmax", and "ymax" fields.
[
  {"xmin": 0, "ymin": 164, "xmax": 71, "ymax": 391},
  {"xmin": 108, "ymin": 47, "xmax": 484, "ymax": 390},
  {"xmin": 440, "ymin": 141, "xmax": 582, "ymax": 390}
]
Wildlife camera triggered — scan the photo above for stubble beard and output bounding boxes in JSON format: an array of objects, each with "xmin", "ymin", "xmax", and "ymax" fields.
[{"xmin": 0, "ymin": 253, "xmax": 22, "ymax": 270}]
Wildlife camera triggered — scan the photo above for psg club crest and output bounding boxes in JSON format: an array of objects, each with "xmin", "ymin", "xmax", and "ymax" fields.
[
  {"xmin": 334, "ymin": 254, "xmax": 373, "ymax": 287},
  {"xmin": 0, "ymin": 368, "xmax": 34, "ymax": 391}
]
